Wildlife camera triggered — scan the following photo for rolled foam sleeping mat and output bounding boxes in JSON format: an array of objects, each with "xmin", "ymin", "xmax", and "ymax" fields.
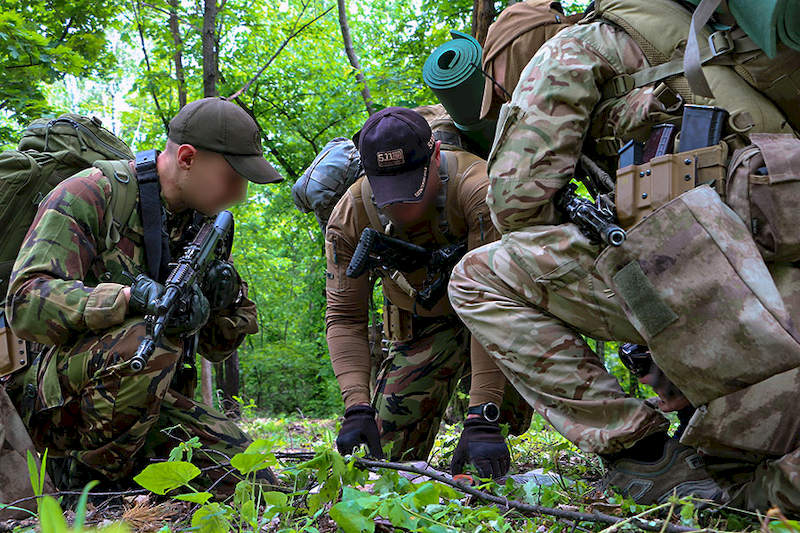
[{"xmin": 423, "ymin": 30, "xmax": 485, "ymax": 128}]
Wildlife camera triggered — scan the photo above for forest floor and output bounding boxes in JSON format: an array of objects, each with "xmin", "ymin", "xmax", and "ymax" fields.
[{"xmin": 1, "ymin": 414, "xmax": 796, "ymax": 533}]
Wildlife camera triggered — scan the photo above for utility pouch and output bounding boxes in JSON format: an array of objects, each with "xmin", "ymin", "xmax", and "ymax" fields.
[
  {"xmin": 0, "ymin": 309, "xmax": 27, "ymax": 379},
  {"xmin": 681, "ymin": 366, "xmax": 800, "ymax": 458},
  {"xmin": 615, "ymin": 143, "xmax": 728, "ymax": 228},
  {"xmin": 383, "ymin": 303, "xmax": 413, "ymax": 343},
  {"xmin": 596, "ymin": 186, "xmax": 800, "ymax": 407},
  {"xmin": 726, "ymin": 133, "xmax": 800, "ymax": 263}
]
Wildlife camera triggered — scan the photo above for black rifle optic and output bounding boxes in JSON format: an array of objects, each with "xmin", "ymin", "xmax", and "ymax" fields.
[
  {"xmin": 346, "ymin": 227, "xmax": 467, "ymax": 310},
  {"xmin": 556, "ymin": 183, "xmax": 626, "ymax": 247},
  {"xmin": 129, "ymin": 210, "xmax": 234, "ymax": 372}
]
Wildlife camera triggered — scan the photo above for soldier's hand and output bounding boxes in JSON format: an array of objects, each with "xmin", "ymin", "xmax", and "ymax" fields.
[
  {"xmin": 336, "ymin": 405, "xmax": 384, "ymax": 459},
  {"xmin": 129, "ymin": 274, "xmax": 164, "ymax": 315},
  {"xmin": 165, "ymin": 283, "xmax": 210, "ymax": 336},
  {"xmin": 203, "ymin": 259, "xmax": 242, "ymax": 311},
  {"xmin": 451, "ymin": 418, "xmax": 510, "ymax": 479}
]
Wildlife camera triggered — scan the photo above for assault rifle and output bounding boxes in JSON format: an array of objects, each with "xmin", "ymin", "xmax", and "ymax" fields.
[
  {"xmin": 346, "ymin": 227, "xmax": 466, "ymax": 310},
  {"xmin": 556, "ymin": 183, "xmax": 626, "ymax": 247},
  {"xmin": 129, "ymin": 210, "xmax": 234, "ymax": 372}
]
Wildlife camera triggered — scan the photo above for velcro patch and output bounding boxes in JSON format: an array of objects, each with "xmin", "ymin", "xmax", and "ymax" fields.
[{"xmin": 377, "ymin": 149, "xmax": 405, "ymax": 168}]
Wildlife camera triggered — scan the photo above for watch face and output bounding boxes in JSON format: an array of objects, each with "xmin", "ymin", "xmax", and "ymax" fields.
[{"xmin": 483, "ymin": 402, "xmax": 500, "ymax": 422}]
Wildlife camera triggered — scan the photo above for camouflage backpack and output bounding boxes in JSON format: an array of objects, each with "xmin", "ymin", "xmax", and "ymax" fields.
[{"xmin": 0, "ymin": 114, "xmax": 134, "ymax": 300}]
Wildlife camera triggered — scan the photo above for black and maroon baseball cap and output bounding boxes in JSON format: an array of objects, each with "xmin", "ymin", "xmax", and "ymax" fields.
[{"xmin": 357, "ymin": 107, "xmax": 435, "ymax": 208}]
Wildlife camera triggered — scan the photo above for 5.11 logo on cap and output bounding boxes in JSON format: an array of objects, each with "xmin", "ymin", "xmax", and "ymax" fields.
[{"xmin": 377, "ymin": 149, "xmax": 405, "ymax": 168}]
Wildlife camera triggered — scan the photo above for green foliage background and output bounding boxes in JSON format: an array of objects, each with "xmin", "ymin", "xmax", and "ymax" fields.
[{"xmin": 2, "ymin": 0, "xmax": 595, "ymax": 417}]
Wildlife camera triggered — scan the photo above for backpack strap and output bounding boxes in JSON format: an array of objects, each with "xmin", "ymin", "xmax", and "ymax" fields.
[
  {"xmin": 93, "ymin": 159, "xmax": 138, "ymax": 252},
  {"xmin": 134, "ymin": 150, "xmax": 170, "ymax": 281},
  {"xmin": 360, "ymin": 178, "xmax": 387, "ymax": 232}
]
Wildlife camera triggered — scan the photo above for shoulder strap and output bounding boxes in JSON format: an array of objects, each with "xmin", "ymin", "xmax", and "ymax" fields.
[
  {"xmin": 93, "ymin": 159, "xmax": 138, "ymax": 251},
  {"xmin": 360, "ymin": 178, "xmax": 386, "ymax": 232},
  {"xmin": 134, "ymin": 150, "xmax": 169, "ymax": 281}
]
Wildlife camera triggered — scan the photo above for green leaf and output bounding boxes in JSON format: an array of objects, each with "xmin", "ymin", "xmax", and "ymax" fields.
[
  {"xmin": 329, "ymin": 498, "xmax": 375, "ymax": 533},
  {"xmin": 410, "ymin": 482, "xmax": 440, "ymax": 509},
  {"xmin": 191, "ymin": 502, "xmax": 232, "ymax": 533},
  {"xmin": 263, "ymin": 490, "xmax": 288, "ymax": 508},
  {"xmin": 74, "ymin": 480, "xmax": 99, "ymax": 530},
  {"xmin": 173, "ymin": 492, "xmax": 213, "ymax": 504},
  {"xmin": 134, "ymin": 462, "xmax": 201, "ymax": 495},
  {"xmin": 38, "ymin": 495, "xmax": 68, "ymax": 532},
  {"xmin": 230, "ymin": 450, "xmax": 276, "ymax": 474}
]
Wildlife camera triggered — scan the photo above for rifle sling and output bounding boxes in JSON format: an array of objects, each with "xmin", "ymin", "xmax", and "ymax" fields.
[{"xmin": 135, "ymin": 150, "xmax": 171, "ymax": 282}]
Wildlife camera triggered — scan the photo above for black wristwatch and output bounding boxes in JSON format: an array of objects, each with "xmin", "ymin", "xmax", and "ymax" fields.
[{"xmin": 467, "ymin": 402, "xmax": 500, "ymax": 423}]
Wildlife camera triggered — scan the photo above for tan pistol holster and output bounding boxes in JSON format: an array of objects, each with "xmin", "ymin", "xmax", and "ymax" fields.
[
  {"xmin": 615, "ymin": 143, "xmax": 728, "ymax": 228},
  {"xmin": 383, "ymin": 302, "xmax": 413, "ymax": 343}
]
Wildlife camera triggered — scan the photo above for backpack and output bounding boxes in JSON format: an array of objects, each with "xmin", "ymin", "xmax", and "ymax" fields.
[
  {"xmin": 292, "ymin": 137, "xmax": 362, "ymax": 232},
  {"xmin": 292, "ymin": 105, "xmax": 471, "ymax": 231},
  {"xmin": 592, "ymin": 0, "xmax": 800, "ymax": 138},
  {"xmin": 0, "ymin": 114, "xmax": 134, "ymax": 299}
]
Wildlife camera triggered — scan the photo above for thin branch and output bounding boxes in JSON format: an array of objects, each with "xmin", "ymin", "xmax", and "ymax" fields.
[
  {"xmin": 354, "ymin": 458, "xmax": 698, "ymax": 533},
  {"xmin": 227, "ymin": 5, "xmax": 335, "ymax": 100},
  {"xmin": 133, "ymin": 0, "xmax": 170, "ymax": 132},
  {"xmin": 336, "ymin": 0, "xmax": 375, "ymax": 115}
]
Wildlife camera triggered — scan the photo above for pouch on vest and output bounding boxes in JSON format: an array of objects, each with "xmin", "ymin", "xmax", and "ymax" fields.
[
  {"xmin": 383, "ymin": 303, "xmax": 413, "ymax": 343},
  {"xmin": 595, "ymin": 186, "xmax": 800, "ymax": 407},
  {"xmin": 726, "ymin": 133, "xmax": 800, "ymax": 263},
  {"xmin": 0, "ymin": 309, "xmax": 27, "ymax": 379},
  {"xmin": 681, "ymin": 365, "xmax": 800, "ymax": 458},
  {"xmin": 615, "ymin": 143, "xmax": 728, "ymax": 228}
]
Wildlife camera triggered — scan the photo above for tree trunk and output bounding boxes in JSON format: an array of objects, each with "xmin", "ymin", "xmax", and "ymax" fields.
[
  {"xmin": 215, "ymin": 353, "xmax": 241, "ymax": 419},
  {"xmin": 202, "ymin": 0, "xmax": 219, "ymax": 97},
  {"xmin": 471, "ymin": 0, "xmax": 496, "ymax": 47},
  {"xmin": 168, "ymin": 0, "xmax": 187, "ymax": 108},
  {"xmin": 336, "ymin": 0, "xmax": 375, "ymax": 115},
  {"xmin": 201, "ymin": 358, "xmax": 214, "ymax": 407}
]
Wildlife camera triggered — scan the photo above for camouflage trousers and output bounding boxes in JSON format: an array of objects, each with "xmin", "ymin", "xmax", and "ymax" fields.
[
  {"xmin": 373, "ymin": 316, "xmax": 532, "ymax": 462},
  {"xmin": 449, "ymin": 226, "xmax": 800, "ymax": 513},
  {"xmin": 9, "ymin": 318, "xmax": 253, "ymax": 490}
]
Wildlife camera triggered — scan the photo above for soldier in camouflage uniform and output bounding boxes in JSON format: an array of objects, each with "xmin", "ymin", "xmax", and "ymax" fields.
[
  {"xmin": 449, "ymin": 2, "xmax": 800, "ymax": 510},
  {"xmin": 5, "ymin": 98, "xmax": 281, "ymax": 492},
  {"xmin": 327, "ymin": 107, "xmax": 533, "ymax": 478}
]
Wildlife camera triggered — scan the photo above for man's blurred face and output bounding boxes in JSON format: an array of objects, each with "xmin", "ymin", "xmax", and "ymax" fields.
[
  {"xmin": 174, "ymin": 145, "xmax": 248, "ymax": 215},
  {"xmin": 382, "ymin": 143, "xmax": 441, "ymax": 228}
]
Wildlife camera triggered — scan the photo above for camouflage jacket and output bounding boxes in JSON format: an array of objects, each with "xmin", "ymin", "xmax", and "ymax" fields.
[
  {"xmin": 6, "ymin": 165, "xmax": 258, "ymax": 360},
  {"xmin": 488, "ymin": 21, "xmax": 661, "ymax": 234}
]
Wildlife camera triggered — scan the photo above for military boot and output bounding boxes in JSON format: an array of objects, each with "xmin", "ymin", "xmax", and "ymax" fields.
[{"xmin": 601, "ymin": 436, "xmax": 728, "ymax": 504}]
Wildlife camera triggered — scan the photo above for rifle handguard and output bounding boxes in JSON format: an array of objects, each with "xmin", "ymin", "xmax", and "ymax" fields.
[{"xmin": 347, "ymin": 228, "xmax": 378, "ymax": 278}]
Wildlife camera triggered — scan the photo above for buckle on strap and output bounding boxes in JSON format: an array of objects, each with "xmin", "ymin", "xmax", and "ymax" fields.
[
  {"xmin": 603, "ymin": 74, "xmax": 635, "ymax": 99},
  {"xmin": 708, "ymin": 31, "xmax": 733, "ymax": 57}
]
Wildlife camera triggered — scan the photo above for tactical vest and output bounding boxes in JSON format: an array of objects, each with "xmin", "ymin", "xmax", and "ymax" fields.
[{"xmin": 589, "ymin": 0, "xmax": 797, "ymax": 157}]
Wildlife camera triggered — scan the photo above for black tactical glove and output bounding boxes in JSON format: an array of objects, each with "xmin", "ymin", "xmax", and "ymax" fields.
[
  {"xmin": 129, "ymin": 274, "xmax": 164, "ymax": 316},
  {"xmin": 451, "ymin": 419, "xmax": 510, "ymax": 479},
  {"xmin": 165, "ymin": 283, "xmax": 211, "ymax": 336},
  {"xmin": 203, "ymin": 259, "xmax": 241, "ymax": 311},
  {"xmin": 336, "ymin": 405, "xmax": 384, "ymax": 459}
]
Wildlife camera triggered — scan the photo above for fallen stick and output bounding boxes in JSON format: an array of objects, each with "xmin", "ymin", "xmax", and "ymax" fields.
[{"xmin": 354, "ymin": 458, "xmax": 700, "ymax": 533}]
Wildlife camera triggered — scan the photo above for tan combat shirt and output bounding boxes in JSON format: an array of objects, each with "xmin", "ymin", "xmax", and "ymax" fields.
[{"xmin": 325, "ymin": 150, "xmax": 507, "ymax": 408}]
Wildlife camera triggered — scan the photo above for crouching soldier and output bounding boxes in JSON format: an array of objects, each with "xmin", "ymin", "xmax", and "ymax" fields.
[{"xmin": 5, "ymin": 98, "xmax": 281, "ymax": 493}]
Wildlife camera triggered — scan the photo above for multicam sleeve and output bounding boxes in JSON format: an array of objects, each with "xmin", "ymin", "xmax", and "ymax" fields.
[
  {"xmin": 199, "ymin": 280, "xmax": 259, "ymax": 362},
  {"xmin": 486, "ymin": 23, "xmax": 643, "ymax": 234},
  {"xmin": 6, "ymin": 170, "xmax": 128, "ymax": 345}
]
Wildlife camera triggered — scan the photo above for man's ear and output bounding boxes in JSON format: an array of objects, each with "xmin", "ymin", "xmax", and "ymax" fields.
[
  {"xmin": 175, "ymin": 144, "xmax": 199, "ymax": 171},
  {"xmin": 433, "ymin": 140, "xmax": 442, "ymax": 164}
]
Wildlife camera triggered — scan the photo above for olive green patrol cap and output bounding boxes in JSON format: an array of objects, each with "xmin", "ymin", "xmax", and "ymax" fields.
[{"xmin": 168, "ymin": 97, "xmax": 283, "ymax": 184}]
